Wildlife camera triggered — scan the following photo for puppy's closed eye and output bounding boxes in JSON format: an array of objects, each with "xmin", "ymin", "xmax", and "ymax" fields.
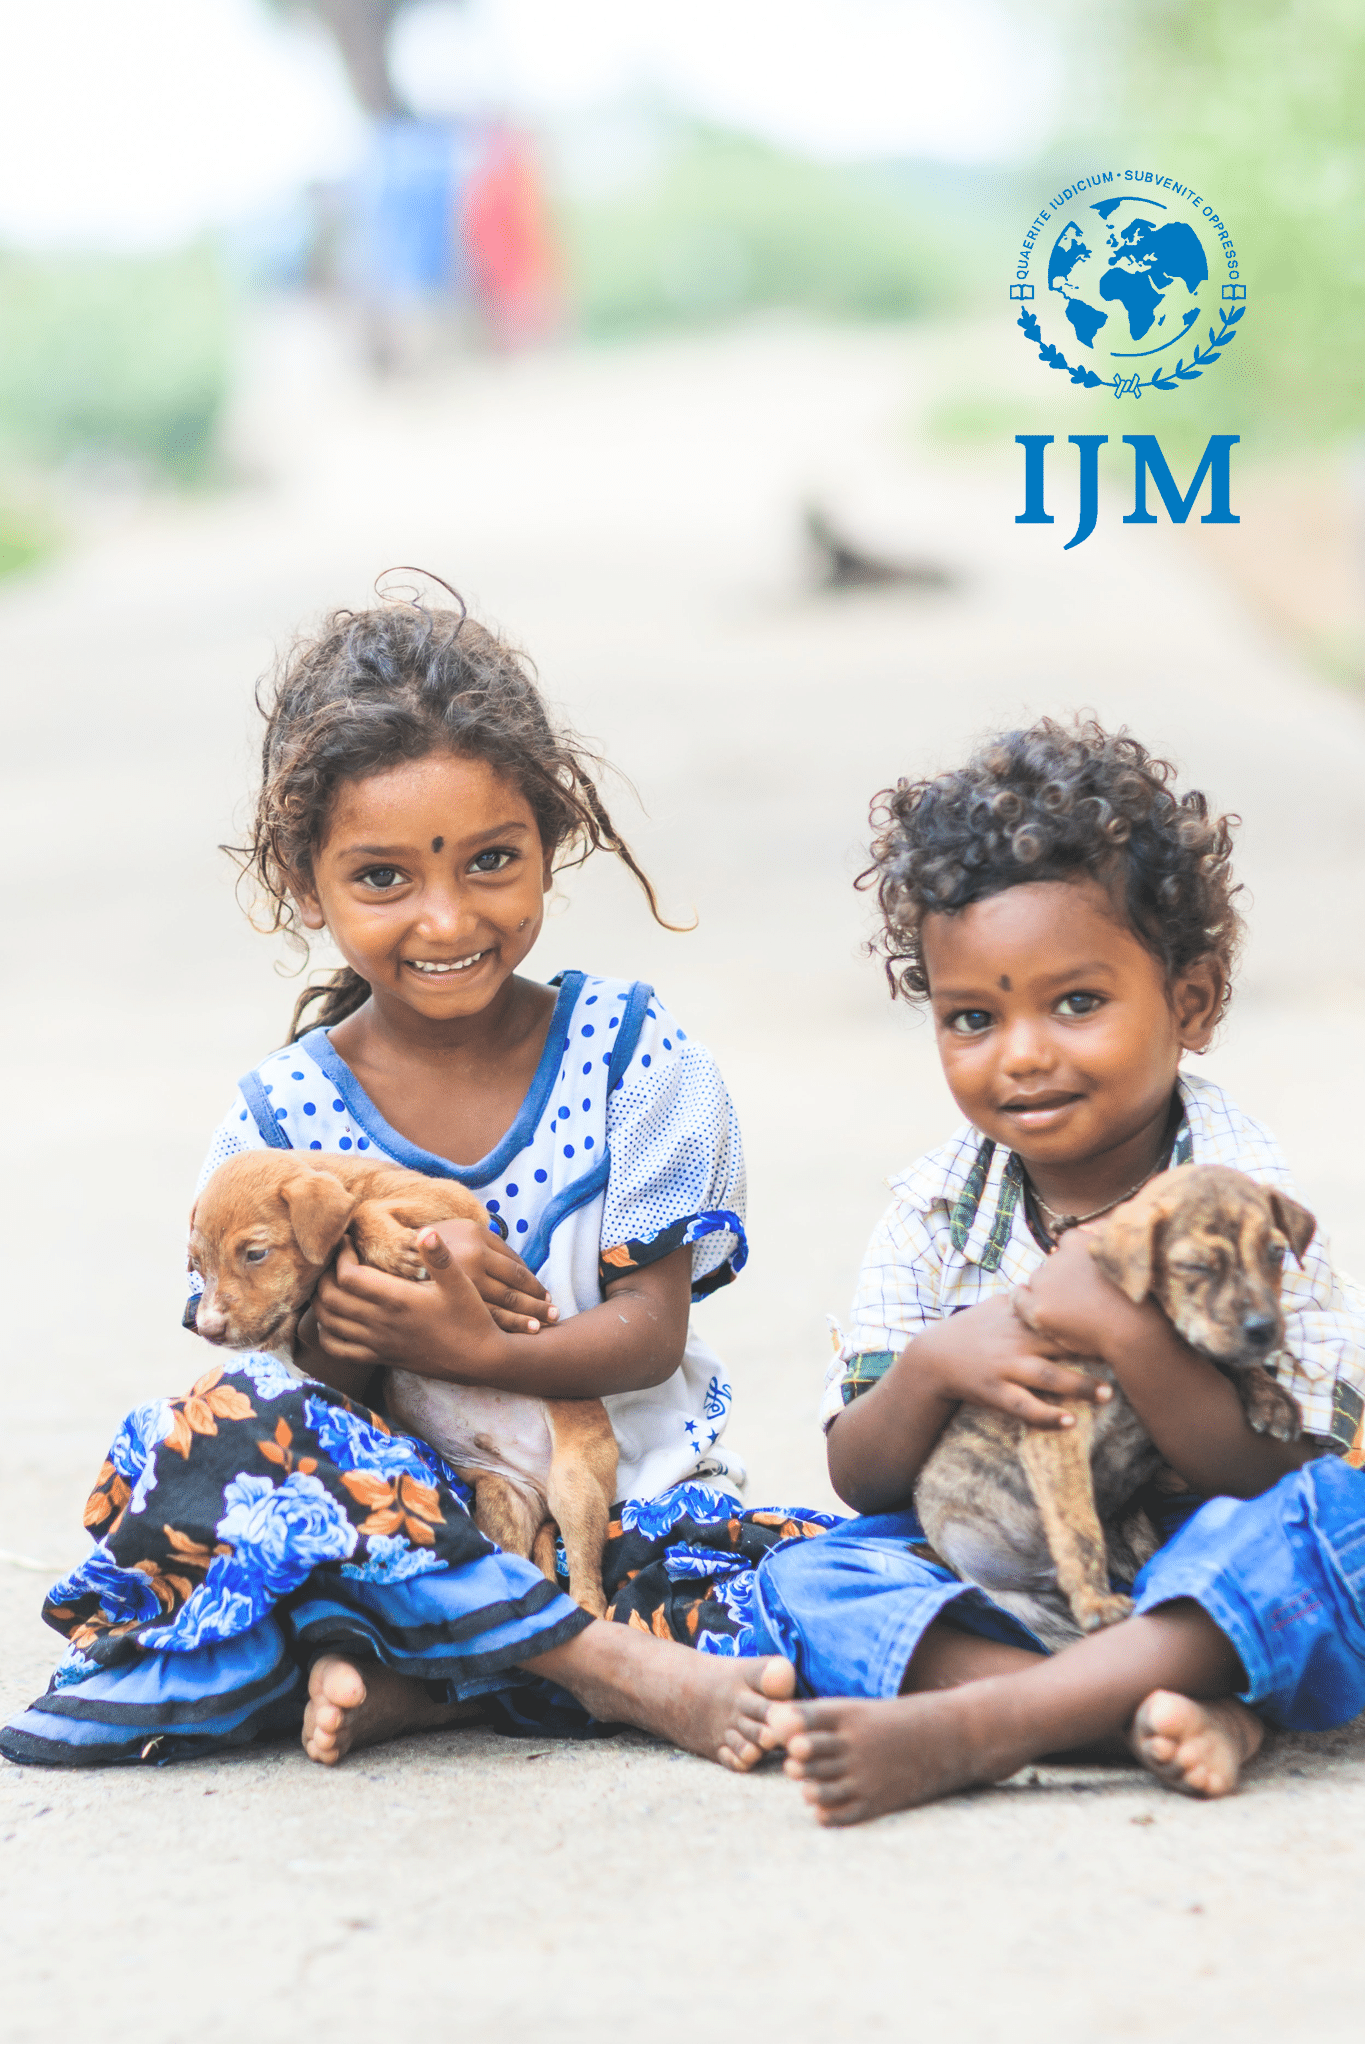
[{"xmin": 244, "ymin": 1247, "xmax": 271, "ymax": 1266}]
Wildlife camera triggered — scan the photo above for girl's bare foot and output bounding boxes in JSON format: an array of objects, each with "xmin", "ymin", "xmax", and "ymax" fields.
[
  {"xmin": 301, "ymin": 1655, "xmax": 474, "ymax": 1766},
  {"xmin": 1128, "ymin": 1688, "xmax": 1263, "ymax": 1798},
  {"xmin": 765, "ymin": 1691, "xmax": 1005, "ymax": 1825},
  {"xmin": 525, "ymin": 1624, "xmax": 797, "ymax": 1770}
]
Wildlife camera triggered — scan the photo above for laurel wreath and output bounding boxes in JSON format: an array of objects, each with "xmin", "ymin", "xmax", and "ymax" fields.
[{"xmin": 1017, "ymin": 302, "xmax": 1245, "ymax": 394}]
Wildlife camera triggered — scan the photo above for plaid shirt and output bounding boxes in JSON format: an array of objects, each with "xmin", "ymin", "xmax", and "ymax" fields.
[{"xmin": 821, "ymin": 1072, "xmax": 1365, "ymax": 1457}]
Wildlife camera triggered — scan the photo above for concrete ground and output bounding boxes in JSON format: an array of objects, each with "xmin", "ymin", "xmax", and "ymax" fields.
[{"xmin": 2, "ymin": 309, "xmax": 1365, "ymax": 2043}]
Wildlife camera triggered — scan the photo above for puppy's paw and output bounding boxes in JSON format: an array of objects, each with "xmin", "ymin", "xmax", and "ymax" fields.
[
  {"xmin": 1237, "ymin": 1365, "xmax": 1302, "ymax": 1443},
  {"xmin": 1072, "ymin": 1590, "xmax": 1135, "ymax": 1633}
]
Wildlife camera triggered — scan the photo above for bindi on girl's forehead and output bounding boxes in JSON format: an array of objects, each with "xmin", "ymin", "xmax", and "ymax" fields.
[
  {"xmin": 431, "ymin": 836, "xmax": 444, "ymax": 852},
  {"xmin": 999, "ymin": 975, "xmax": 1012, "ymax": 991}
]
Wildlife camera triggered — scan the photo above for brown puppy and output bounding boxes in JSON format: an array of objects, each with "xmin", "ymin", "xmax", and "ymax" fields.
[
  {"xmin": 913, "ymin": 1165, "xmax": 1315, "ymax": 1650},
  {"xmin": 188, "ymin": 1151, "xmax": 618, "ymax": 1617}
]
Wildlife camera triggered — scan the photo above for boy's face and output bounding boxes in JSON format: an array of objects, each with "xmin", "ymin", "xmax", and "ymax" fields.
[{"xmin": 921, "ymin": 877, "xmax": 1220, "ymax": 1172}]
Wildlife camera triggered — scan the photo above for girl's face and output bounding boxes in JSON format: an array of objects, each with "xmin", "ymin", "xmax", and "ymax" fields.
[
  {"xmin": 296, "ymin": 751, "xmax": 552, "ymax": 1022},
  {"xmin": 921, "ymin": 877, "xmax": 1221, "ymax": 1171}
]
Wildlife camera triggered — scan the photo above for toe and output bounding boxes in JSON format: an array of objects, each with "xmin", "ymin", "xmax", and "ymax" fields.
[{"xmin": 758, "ymin": 1657, "xmax": 797, "ymax": 1701}]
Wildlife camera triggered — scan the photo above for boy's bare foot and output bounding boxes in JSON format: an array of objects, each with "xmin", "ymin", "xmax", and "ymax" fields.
[
  {"xmin": 301, "ymin": 1655, "xmax": 472, "ymax": 1765},
  {"xmin": 765, "ymin": 1691, "xmax": 1004, "ymax": 1825},
  {"xmin": 525, "ymin": 1625, "xmax": 797, "ymax": 1770},
  {"xmin": 1128, "ymin": 1688, "xmax": 1263, "ymax": 1798}
]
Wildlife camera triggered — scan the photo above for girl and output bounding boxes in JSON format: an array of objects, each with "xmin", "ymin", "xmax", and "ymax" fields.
[
  {"xmin": 756, "ymin": 719, "xmax": 1365, "ymax": 1823},
  {"xmin": 1, "ymin": 590, "xmax": 808, "ymax": 1771}
]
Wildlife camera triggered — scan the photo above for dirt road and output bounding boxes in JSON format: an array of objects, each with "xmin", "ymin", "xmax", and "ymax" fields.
[{"xmin": 3, "ymin": 311, "xmax": 1364, "ymax": 2042}]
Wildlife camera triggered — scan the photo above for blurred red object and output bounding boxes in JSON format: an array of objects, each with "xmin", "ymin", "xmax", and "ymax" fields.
[{"xmin": 461, "ymin": 129, "xmax": 563, "ymax": 348}]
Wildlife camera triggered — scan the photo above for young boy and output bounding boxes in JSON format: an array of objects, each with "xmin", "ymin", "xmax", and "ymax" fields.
[{"xmin": 757, "ymin": 719, "xmax": 1365, "ymax": 1824}]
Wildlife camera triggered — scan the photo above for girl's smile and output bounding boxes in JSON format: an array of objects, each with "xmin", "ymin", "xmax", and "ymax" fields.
[
  {"xmin": 921, "ymin": 878, "xmax": 1222, "ymax": 1218},
  {"xmin": 294, "ymin": 751, "xmax": 552, "ymax": 1031}
]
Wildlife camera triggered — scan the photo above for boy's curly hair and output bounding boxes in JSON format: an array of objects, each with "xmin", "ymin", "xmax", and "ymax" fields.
[{"xmin": 860, "ymin": 717, "xmax": 1243, "ymax": 1019}]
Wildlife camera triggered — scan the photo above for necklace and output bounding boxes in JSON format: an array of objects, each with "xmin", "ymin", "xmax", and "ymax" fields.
[{"xmin": 1029, "ymin": 1160, "xmax": 1163, "ymax": 1239}]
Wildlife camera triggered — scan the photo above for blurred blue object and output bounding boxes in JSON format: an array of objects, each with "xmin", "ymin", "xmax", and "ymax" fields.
[{"xmin": 355, "ymin": 117, "xmax": 465, "ymax": 295}]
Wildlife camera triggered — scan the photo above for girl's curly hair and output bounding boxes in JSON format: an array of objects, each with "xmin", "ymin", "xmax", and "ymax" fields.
[
  {"xmin": 860, "ymin": 717, "xmax": 1243, "ymax": 1019},
  {"xmin": 230, "ymin": 581, "xmax": 676, "ymax": 1041}
]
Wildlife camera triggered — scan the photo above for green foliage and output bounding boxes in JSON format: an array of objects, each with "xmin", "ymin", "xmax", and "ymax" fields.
[
  {"xmin": 0, "ymin": 245, "xmax": 231, "ymax": 481},
  {"xmin": 560, "ymin": 130, "xmax": 970, "ymax": 337},
  {"xmin": 1087, "ymin": 0, "xmax": 1365, "ymax": 451},
  {"xmin": 0, "ymin": 498, "xmax": 55, "ymax": 579}
]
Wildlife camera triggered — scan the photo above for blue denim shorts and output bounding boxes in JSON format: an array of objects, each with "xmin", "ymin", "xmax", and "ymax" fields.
[{"xmin": 750, "ymin": 1457, "xmax": 1365, "ymax": 1732}]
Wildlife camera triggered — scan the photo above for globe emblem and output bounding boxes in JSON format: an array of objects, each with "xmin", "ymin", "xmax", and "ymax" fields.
[
  {"xmin": 1050, "ymin": 199, "xmax": 1209, "ymax": 366},
  {"xmin": 1013, "ymin": 179, "xmax": 1245, "ymax": 395}
]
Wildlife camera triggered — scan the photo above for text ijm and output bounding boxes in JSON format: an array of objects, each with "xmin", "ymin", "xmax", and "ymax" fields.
[{"xmin": 1016, "ymin": 433, "xmax": 1239, "ymax": 551}]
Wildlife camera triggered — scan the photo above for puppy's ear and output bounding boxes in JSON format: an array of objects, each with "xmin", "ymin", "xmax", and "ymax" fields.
[
  {"xmin": 280, "ymin": 1170, "xmax": 359, "ymax": 1265},
  {"xmin": 1268, "ymin": 1190, "xmax": 1316, "ymax": 1264},
  {"xmin": 1088, "ymin": 1200, "xmax": 1160, "ymax": 1304}
]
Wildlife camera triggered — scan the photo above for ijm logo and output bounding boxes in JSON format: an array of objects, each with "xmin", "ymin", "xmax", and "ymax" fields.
[
  {"xmin": 1017, "ymin": 432, "xmax": 1239, "ymax": 551},
  {"xmin": 1012, "ymin": 170, "xmax": 1246, "ymax": 398}
]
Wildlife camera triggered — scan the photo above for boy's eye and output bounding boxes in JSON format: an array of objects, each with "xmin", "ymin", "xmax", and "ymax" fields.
[
  {"xmin": 1056, "ymin": 991, "xmax": 1103, "ymax": 1018},
  {"xmin": 946, "ymin": 1009, "xmax": 993, "ymax": 1037},
  {"xmin": 358, "ymin": 866, "xmax": 404, "ymax": 891},
  {"xmin": 469, "ymin": 848, "xmax": 516, "ymax": 874}
]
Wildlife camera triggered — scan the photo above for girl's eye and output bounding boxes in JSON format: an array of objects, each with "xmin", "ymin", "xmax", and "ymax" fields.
[
  {"xmin": 946, "ymin": 1009, "xmax": 993, "ymax": 1037},
  {"xmin": 469, "ymin": 848, "xmax": 516, "ymax": 874},
  {"xmin": 1056, "ymin": 991, "xmax": 1103, "ymax": 1018},
  {"xmin": 358, "ymin": 866, "xmax": 404, "ymax": 891}
]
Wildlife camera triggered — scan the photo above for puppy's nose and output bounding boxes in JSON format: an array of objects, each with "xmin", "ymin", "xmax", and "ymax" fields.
[
  {"xmin": 1241, "ymin": 1311, "xmax": 1278, "ymax": 1348},
  {"xmin": 196, "ymin": 1302, "xmax": 229, "ymax": 1341}
]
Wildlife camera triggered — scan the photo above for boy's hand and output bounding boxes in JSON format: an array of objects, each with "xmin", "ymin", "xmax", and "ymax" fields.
[
  {"xmin": 1013, "ymin": 1226, "xmax": 1157, "ymax": 1363},
  {"xmin": 918, "ymin": 1293, "xmax": 1112, "ymax": 1430}
]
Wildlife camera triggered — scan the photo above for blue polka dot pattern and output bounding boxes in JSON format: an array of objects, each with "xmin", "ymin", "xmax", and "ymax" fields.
[
  {"xmin": 275, "ymin": 1107, "xmax": 287, "ymax": 1122},
  {"xmin": 195, "ymin": 974, "xmax": 748, "ymax": 1499}
]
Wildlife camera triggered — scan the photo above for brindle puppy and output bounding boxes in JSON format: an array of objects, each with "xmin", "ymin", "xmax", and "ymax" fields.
[{"xmin": 913, "ymin": 1165, "xmax": 1316, "ymax": 1650}]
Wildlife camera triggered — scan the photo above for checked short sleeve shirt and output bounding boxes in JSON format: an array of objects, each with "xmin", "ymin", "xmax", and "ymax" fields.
[{"xmin": 820, "ymin": 1072, "xmax": 1365, "ymax": 1456}]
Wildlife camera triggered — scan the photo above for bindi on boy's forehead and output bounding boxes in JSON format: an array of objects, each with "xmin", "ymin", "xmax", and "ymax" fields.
[{"xmin": 999, "ymin": 975, "xmax": 1012, "ymax": 991}]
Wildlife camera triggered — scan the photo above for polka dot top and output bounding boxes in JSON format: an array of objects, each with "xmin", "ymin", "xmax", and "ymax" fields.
[{"xmin": 193, "ymin": 971, "xmax": 749, "ymax": 1501}]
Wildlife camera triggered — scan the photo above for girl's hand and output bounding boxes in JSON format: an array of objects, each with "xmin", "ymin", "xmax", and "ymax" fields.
[
  {"xmin": 313, "ymin": 1237, "xmax": 508, "ymax": 1378},
  {"xmin": 422, "ymin": 1219, "xmax": 558, "ymax": 1334},
  {"xmin": 917, "ymin": 1293, "xmax": 1112, "ymax": 1430},
  {"xmin": 1013, "ymin": 1226, "xmax": 1157, "ymax": 1364}
]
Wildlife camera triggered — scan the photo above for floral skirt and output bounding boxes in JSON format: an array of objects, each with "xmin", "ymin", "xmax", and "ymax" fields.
[{"xmin": 0, "ymin": 1356, "xmax": 839, "ymax": 1767}]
